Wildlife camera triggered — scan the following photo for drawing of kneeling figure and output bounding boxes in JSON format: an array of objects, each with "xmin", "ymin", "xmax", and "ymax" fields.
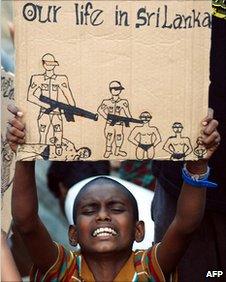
[
  {"xmin": 128, "ymin": 112, "xmax": 162, "ymax": 160},
  {"xmin": 18, "ymin": 138, "xmax": 91, "ymax": 161}
]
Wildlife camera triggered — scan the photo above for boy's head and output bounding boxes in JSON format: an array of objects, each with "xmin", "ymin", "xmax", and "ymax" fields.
[
  {"xmin": 47, "ymin": 161, "xmax": 110, "ymax": 215},
  {"xmin": 68, "ymin": 176, "xmax": 145, "ymax": 255}
]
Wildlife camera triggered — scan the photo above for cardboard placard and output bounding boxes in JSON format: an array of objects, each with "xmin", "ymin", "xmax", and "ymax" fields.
[
  {"xmin": 14, "ymin": 0, "xmax": 211, "ymax": 161},
  {"xmin": 1, "ymin": 68, "xmax": 15, "ymax": 232}
]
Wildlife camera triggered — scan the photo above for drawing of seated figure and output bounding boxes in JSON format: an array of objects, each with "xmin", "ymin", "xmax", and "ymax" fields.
[
  {"xmin": 163, "ymin": 122, "xmax": 193, "ymax": 160},
  {"xmin": 18, "ymin": 138, "xmax": 91, "ymax": 162},
  {"xmin": 27, "ymin": 53, "xmax": 76, "ymax": 157},
  {"xmin": 128, "ymin": 112, "xmax": 162, "ymax": 160}
]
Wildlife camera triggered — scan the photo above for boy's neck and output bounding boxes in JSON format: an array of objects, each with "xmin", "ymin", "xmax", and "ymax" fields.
[{"xmin": 83, "ymin": 250, "xmax": 132, "ymax": 282}]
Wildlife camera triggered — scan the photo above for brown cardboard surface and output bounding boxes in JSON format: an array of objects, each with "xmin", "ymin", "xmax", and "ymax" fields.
[
  {"xmin": 1, "ymin": 68, "xmax": 15, "ymax": 232},
  {"xmin": 14, "ymin": 1, "xmax": 211, "ymax": 161}
]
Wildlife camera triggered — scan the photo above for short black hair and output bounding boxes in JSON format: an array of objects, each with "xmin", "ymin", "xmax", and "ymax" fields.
[
  {"xmin": 47, "ymin": 161, "xmax": 110, "ymax": 198},
  {"xmin": 73, "ymin": 176, "xmax": 139, "ymax": 224}
]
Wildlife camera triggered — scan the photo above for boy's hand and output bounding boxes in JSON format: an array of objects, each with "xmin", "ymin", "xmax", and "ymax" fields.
[
  {"xmin": 186, "ymin": 108, "xmax": 220, "ymax": 174},
  {"xmin": 6, "ymin": 105, "xmax": 26, "ymax": 153},
  {"xmin": 201, "ymin": 108, "xmax": 220, "ymax": 159}
]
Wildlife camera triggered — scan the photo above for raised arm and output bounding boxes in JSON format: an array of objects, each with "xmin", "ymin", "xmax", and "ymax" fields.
[
  {"xmin": 157, "ymin": 110, "xmax": 220, "ymax": 276},
  {"xmin": 7, "ymin": 105, "xmax": 58, "ymax": 274}
]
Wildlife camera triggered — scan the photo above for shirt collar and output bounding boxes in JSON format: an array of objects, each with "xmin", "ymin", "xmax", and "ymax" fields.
[
  {"xmin": 111, "ymin": 97, "xmax": 121, "ymax": 103},
  {"xmin": 44, "ymin": 73, "xmax": 57, "ymax": 80},
  {"xmin": 81, "ymin": 252, "xmax": 135, "ymax": 282}
]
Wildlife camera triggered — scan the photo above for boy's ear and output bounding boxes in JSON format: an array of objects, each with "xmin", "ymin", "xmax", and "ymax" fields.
[
  {"xmin": 68, "ymin": 225, "xmax": 78, "ymax": 247},
  {"xmin": 135, "ymin": 220, "xmax": 145, "ymax": 243}
]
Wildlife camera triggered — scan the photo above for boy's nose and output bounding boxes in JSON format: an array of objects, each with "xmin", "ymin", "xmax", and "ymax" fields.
[{"xmin": 96, "ymin": 208, "xmax": 111, "ymax": 222}]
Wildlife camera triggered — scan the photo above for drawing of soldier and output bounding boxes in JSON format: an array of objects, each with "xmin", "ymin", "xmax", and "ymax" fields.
[
  {"xmin": 128, "ymin": 111, "xmax": 162, "ymax": 160},
  {"xmin": 97, "ymin": 81, "xmax": 132, "ymax": 158},
  {"xmin": 163, "ymin": 122, "xmax": 193, "ymax": 160},
  {"xmin": 27, "ymin": 53, "xmax": 76, "ymax": 156}
]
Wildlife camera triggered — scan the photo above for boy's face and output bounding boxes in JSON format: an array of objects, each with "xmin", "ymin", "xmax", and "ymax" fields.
[{"xmin": 69, "ymin": 183, "xmax": 144, "ymax": 255}]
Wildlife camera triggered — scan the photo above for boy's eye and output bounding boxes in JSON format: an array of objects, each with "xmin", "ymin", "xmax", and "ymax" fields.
[
  {"xmin": 81, "ymin": 203, "xmax": 99, "ymax": 215},
  {"xmin": 110, "ymin": 206, "xmax": 126, "ymax": 213},
  {"xmin": 82, "ymin": 210, "xmax": 95, "ymax": 215},
  {"xmin": 111, "ymin": 208, "xmax": 124, "ymax": 213},
  {"xmin": 81, "ymin": 207, "xmax": 97, "ymax": 215}
]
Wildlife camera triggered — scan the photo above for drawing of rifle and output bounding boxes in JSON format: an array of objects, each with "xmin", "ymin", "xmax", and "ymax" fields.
[
  {"xmin": 107, "ymin": 114, "xmax": 143, "ymax": 127},
  {"xmin": 39, "ymin": 95, "xmax": 98, "ymax": 122}
]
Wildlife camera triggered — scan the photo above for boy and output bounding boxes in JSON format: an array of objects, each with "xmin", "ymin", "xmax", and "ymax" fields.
[{"xmin": 7, "ymin": 105, "xmax": 220, "ymax": 281}]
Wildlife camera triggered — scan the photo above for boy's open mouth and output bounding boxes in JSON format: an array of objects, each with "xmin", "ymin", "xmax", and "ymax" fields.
[{"xmin": 92, "ymin": 227, "xmax": 118, "ymax": 237}]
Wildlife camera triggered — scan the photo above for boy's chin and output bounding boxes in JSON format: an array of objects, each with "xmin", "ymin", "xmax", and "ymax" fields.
[
  {"xmin": 84, "ymin": 242, "xmax": 124, "ymax": 255},
  {"xmin": 93, "ymin": 242, "xmax": 118, "ymax": 253}
]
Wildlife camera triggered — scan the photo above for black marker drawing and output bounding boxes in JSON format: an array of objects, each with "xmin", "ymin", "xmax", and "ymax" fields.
[
  {"xmin": 1, "ymin": 69, "xmax": 15, "ymax": 197},
  {"xmin": 27, "ymin": 53, "xmax": 98, "ymax": 157},
  {"xmin": 39, "ymin": 95, "xmax": 98, "ymax": 122},
  {"xmin": 1, "ymin": 70, "xmax": 14, "ymax": 100},
  {"xmin": 27, "ymin": 53, "xmax": 75, "ymax": 156},
  {"xmin": 128, "ymin": 112, "xmax": 162, "ymax": 160},
  {"xmin": 18, "ymin": 138, "xmax": 91, "ymax": 161},
  {"xmin": 107, "ymin": 114, "xmax": 143, "ymax": 127},
  {"xmin": 97, "ymin": 81, "xmax": 132, "ymax": 158},
  {"xmin": 163, "ymin": 122, "xmax": 193, "ymax": 160},
  {"xmin": 1, "ymin": 137, "xmax": 14, "ymax": 197},
  {"xmin": 194, "ymin": 137, "xmax": 207, "ymax": 159}
]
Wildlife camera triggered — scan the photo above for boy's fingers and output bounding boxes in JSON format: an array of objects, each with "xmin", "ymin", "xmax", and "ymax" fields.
[
  {"xmin": 202, "ymin": 131, "xmax": 220, "ymax": 148},
  {"xmin": 7, "ymin": 104, "xmax": 23, "ymax": 117},
  {"xmin": 202, "ymin": 108, "xmax": 214, "ymax": 126},
  {"xmin": 207, "ymin": 108, "xmax": 214, "ymax": 118},
  {"xmin": 6, "ymin": 132, "xmax": 25, "ymax": 144},
  {"xmin": 8, "ymin": 118, "xmax": 25, "ymax": 131},
  {"xmin": 203, "ymin": 119, "xmax": 219, "ymax": 135},
  {"xmin": 8, "ymin": 141, "xmax": 19, "ymax": 151},
  {"xmin": 8, "ymin": 125, "xmax": 26, "ymax": 139}
]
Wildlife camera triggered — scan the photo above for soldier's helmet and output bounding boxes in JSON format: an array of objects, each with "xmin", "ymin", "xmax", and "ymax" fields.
[
  {"xmin": 109, "ymin": 81, "xmax": 125, "ymax": 94},
  {"xmin": 42, "ymin": 53, "xmax": 59, "ymax": 66}
]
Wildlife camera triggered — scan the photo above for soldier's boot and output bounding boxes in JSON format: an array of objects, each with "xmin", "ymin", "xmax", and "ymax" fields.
[
  {"xmin": 115, "ymin": 147, "xmax": 127, "ymax": 157},
  {"xmin": 104, "ymin": 146, "xmax": 112, "ymax": 158}
]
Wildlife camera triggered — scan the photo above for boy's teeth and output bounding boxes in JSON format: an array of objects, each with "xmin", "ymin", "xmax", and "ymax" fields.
[
  {"xmin": 97, "ymin": 232, "xmax": 112, "ymax": 237},
  {"xmin": 93, "ymin": 227, "xmax": 117, "ymax": 237}
]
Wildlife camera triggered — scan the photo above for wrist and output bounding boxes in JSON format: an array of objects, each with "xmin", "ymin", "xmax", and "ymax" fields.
[
  {"xmin": 16, "ymin": 161, "xmax": 35, "ymax": 173},
  {"xmin": 185, "ymin": 160, "xmax": 208, "ymax": 175},
  {"xmin": 183, "ymin": 163, "xmax": 209, "ymax": 180},
  {"xmin": 182, "ymin": 165, "xmax": 218, "ymax": 189}
]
